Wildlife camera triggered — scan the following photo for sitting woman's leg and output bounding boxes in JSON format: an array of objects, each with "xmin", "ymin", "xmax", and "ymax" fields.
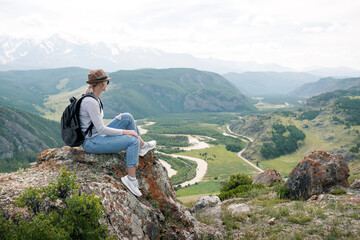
[
  {"xmin": 83, "ymin": 134, "xmax": 142, "ymax": 196},
  {"xmin": 107, "ymin": 113, "xmax": 145, "ymax": 146},
  {"xmin": 106, "ymin": 112, "xmax": 156, "ymax": 157},
  {"xmin": 83, "ymin": 134, "xmax": 139, "ymax": 157}
]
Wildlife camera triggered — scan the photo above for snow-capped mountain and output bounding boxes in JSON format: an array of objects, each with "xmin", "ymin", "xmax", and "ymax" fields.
[{"xmin": 0, "ymin": 34, "xmax": 293, "ymax": 73}]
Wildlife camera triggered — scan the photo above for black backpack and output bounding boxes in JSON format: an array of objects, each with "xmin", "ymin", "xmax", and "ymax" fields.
[{"xmin": 61, "ymin": 93, "xmax": 103, "ymax": 147}]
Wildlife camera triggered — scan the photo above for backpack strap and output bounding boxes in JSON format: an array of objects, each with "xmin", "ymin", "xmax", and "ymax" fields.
[
  {"xmin": 81, "ymin": 93, "xmax": 103, "ymax": 112},
  {"xmin": 79, "ymin": 93, "xmax": 103, "ymax": 137}
]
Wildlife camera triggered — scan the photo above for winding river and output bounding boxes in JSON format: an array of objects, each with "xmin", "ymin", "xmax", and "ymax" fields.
[
  {"xmin": 139, "ymin": 121, "xmax": 263, "ymax": 188},
  {"xmin": 138, "ymin": 123, "xmax": 209, "ymax": 187}
]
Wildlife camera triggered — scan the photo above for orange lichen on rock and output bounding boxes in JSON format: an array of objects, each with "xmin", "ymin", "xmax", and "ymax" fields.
[
  {"xmin": 252, "ymin": 169, "xmax": 282, "ymax": 186},
  {"xmin": 286, "ymin": 150, "xmax": 350, "ymax": 200}
]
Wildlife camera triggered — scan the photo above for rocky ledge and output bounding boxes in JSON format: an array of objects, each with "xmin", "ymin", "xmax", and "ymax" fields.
[{"xmin": 0, "ymin": 147, "xmax": 223, "ymax": 240}]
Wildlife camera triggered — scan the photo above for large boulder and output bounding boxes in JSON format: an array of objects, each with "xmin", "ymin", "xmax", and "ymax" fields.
[
  {"xmin": 193, "ymin": 196, "xmax": 221, "ymax": 212},
  {"xmin": 0, "ymin": 147, "xmax": 223, "ymax": 240},
  {"xmin": 252, "ymin": 169, "xmax": 282, "ymax": 186},
  {"xmin": 227, "ymin": 203, "xmax": 251, "ymax": 216},
  {"xmin": 286, "ymin": 151, "xmax": 350, "ymax": 200}
]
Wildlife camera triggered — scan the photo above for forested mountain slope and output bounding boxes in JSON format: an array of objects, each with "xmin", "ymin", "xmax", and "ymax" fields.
[
  {"xmin": 0, "ymin": 104, "xmax": 62, "ymax": 172},
  {"xmin": 0, "ymin": 67, "xmax": 254, "ymax": 120}
]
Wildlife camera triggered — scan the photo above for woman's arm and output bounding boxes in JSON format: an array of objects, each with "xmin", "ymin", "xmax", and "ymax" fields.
[{"xmin": 85, "ymin": 98, "xmax": 124, "ymax": 136}]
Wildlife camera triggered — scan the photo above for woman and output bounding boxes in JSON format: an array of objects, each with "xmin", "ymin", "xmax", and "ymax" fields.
[{"xmin": 80, "ymin": 69, "xmax": 156, "ymax": 197}]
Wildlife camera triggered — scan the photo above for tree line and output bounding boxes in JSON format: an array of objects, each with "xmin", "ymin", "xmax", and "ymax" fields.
[{"xmin": 261, "ymin": 123, "xmax": 305, "ymax": 159}]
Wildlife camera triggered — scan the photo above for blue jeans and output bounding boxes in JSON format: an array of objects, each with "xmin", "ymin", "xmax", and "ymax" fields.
[{"xmin": 83, "ymin": 113, "xmax": 140, "ymax": 167}]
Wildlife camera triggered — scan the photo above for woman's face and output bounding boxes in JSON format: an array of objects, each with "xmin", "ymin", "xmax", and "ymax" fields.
[{"xmin": 101, "ymin": 82, "xmax": 107, "ymax": 92}]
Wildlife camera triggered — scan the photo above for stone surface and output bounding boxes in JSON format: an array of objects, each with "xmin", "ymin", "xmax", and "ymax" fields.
[
  {"xmin": 193, "ymin": 196, "xmax": 221, "ymax": 212},
  {"xmin": 350, "ymin": 179, "xmax": 360, "ymax": 189},
  {"xmin": 307, "ymin": 195, "xmax": 318, "ymax": 201},
  {"xmin": 268, "ymin": 218, "xmax": 276, "ymax": 225},
  {"xmin": 0, "ymin": 147, "xmax": 223, "ymax": 240},
  {"xmin": 227, "ymin": 203, "xmax": 251, "ymax": 216},
  {"xmin": 285, "ymin": 151, "xmax": 350, "ymax": 200},
  {"xmin": 252, "ymin": 169, "xmax": 282, "ymax": 186}
]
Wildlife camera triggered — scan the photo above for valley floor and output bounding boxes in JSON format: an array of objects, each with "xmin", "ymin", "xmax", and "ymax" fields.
[{"xmin": 138, "ymin": 111, "xmax": 360, "ymax": 205}]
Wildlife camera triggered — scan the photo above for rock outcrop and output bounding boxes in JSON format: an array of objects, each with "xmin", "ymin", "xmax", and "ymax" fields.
[
  {"xmin": 193, "ymin": 196, "xmax": 220, "ymax": 212},
  {"xmin": 285, "ymin": 150, "xmax": 350, "ymax": 200},
  {"xmin": 0, "ymin": 147, "xmax": 222, "ymax": 240},
  {"xmin": 252, "ymin": 169, "xmax": 282, "ymax": 186},
  {"xmin": 350, "ymin": 179, "xmax": 360, "ymax": 189}
]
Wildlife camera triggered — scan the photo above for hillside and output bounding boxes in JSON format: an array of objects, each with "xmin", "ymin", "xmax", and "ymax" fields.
[
  {"xmin": 0, "ymin": 104, "xmax": 63, "ymax": 172},
  {"xmin": 223, "ymin": 71, "xmax": 319, "ymax": 96},
  {"xmin": 229, "ymin": 88, "xmax": 360, "ymax": 181},
  {"xmin": 290, "ymin": 76, "xmax": 360, "ymax": 98},
  {"xmin": 103, "ymin": 68, "xmax": 254, "ymax": 118},
  {"xmin": 0, "ymin": 67, "xmax": 89, "ymax": 114},
  {"xmin": 0, "ymin": 67, "xmax": 254, "ymax": 120}
]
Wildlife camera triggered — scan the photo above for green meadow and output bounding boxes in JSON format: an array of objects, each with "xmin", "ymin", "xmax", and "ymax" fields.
[{"xmin": 174, "ymin": 144, "xmax": 258, "ymax": 197}]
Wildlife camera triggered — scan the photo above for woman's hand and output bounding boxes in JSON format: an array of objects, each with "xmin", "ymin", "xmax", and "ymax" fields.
[{"xmin": 123, "ymin": 130, "xmax": 139, "ymax": 138}]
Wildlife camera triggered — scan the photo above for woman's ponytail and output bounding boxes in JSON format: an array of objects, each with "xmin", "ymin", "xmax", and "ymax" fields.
[{"xmin": 84, "ymin": 84, "xmax": 95, "ymax": 94}]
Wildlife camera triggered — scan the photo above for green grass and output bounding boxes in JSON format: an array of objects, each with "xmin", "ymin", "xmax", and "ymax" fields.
[
  {"xmin": 174, "ymin": 144, "xmax": 258, "ymax": 197},
  {"xmin": 142, "ymin": 134, "xmax": 190, "ymax": 148},
  {"xmin": 179, "ymin": 145, "xmax": 258, "ymax": 180},
  {"xmin": 175, "ymin": 181, "xmax": 221, "ymax": 197},
  {"xmin": 177, "ymin": 193, "xmax": 213, "ymax": 206},
  {"xmin": 287, "ymin": 212, "xmax": 313, "ymax": 224},
  {"xmin": 258, "ymin": 115, "xmax": 356, "ymax": 176},
  {"xmin": 329, "ymin": 189, "xmax": 347, "ymax": 195},
  {"xmin": 349, "ymin": 161, "xmax": 360, "ymax": 184}
]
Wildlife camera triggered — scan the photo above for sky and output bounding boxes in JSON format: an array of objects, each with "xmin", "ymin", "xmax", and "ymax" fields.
[{"xmin": 1, "ymin": 0, "xmax": 360, "ymax": 70}]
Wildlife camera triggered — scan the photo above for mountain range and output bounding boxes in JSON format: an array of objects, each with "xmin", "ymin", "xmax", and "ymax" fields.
[
  {"xmin": 223, "ymin": 71, "xmax": 320, "ymax": 96},
  {"xmin": 290, "ymin": 77, "xmax": 360, "ymax": 98},
  {"xmin": 0, "ymin": 34, "xmax": 291, "ymax": 73},
  {"xmin": 2, "ymin": 34, "xmax": 360, "ymax": 77},
  {"xmin": 0, "ymin": 67, "xmax": 254, "ymax": 120}
]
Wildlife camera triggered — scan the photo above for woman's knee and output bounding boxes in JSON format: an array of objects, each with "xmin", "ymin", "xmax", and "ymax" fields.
[
  {"xmin": 121, "ymin": 113, "xmax": 134, "ymax": 122},
  {"xmin": 129, "ymin": 136, "xmax": 140, "ymax": 146}
]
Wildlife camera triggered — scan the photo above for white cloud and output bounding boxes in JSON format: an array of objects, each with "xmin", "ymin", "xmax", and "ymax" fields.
[
  {"xmin": 302, "ymin": 26, "xmax": 324, "ymax": 33},
  {"xmin": 326, "ymin": 23, "xmax": 341, "ymax": 32},
  {"xmin": 302, "ymin": 23, "xmax": 341, "ymax": 33},
  {"xmin": 0, "ymin": 0, "xmax": 360, "ymax": 69},
  {"xmin": 17, "ymin": 15, "xmax": 45, "ymax": 27},
  {"xmin": 233, "ymin": 14, "xmax": 275, "ymax": 27}
]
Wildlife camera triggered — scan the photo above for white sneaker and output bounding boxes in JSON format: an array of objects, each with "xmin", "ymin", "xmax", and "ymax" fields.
[
  {"xmin": 139, "ymin": 140, "xmax": 157, "ymax": 157},
  {"xmin": 121, "ymin": 176, "xmax": 142, "ymax": 197}
]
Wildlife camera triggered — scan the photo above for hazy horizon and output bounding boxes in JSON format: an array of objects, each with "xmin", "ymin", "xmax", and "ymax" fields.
[{"xmin": 1, "ymin": 0, "xmax": 360, "ymax": 71}]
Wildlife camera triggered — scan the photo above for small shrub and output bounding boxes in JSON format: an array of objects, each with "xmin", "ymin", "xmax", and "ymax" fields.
[
  {"xmin": 218, "ymin": 184, "xmax": 264, "ymax": 201},
  {"xmin": 220, "ymin": 174, "xmax": 253, "ymax": 192},
  {"xmin": 1, "ymin": 167, "xmax": 115, "ymax": 240},
  {"xmin": 274, "ymin": 183, "xmax": 291, "ymax": 199},
  {"xmin": 330, "ymin": 189, "xmax": 347, "ymax": 195}
]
